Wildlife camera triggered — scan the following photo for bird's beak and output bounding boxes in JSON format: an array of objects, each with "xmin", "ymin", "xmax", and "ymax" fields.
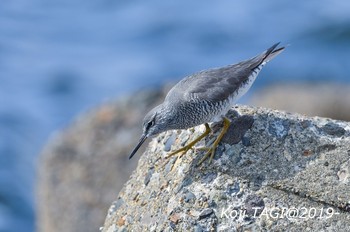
[{"xmin": 129, "ymin": 134, "xmax": 148, "ymax": 159}]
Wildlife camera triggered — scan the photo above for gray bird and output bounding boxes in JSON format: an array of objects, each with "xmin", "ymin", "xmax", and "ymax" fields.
[{"xmin": 129, "ymin": 43, "xmax": 285, "ymax": 164}]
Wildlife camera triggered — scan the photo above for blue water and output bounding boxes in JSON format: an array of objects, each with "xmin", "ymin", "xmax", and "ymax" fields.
[{"xmin": 1, "ymin": 0, "xmax": 350, "ymax": 231}]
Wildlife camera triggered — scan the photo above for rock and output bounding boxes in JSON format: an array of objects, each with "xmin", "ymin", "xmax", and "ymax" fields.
[
  {"xmin": 320, "ymin": 122, "xmax": 346, "ymax": 137},
  {"xmin": 36, "ymin": 88, "xmax": 167, "ymax": 232},
  {"xmin": 221, "ymin": 114, "xmax": 254, "ymax": 145},
  {"xmin": 102, "ymin": 105, "xmax": 350, "ymax": 231},
  {"xmin": 198, "ymin": 208, "xmax": 214, "ymax": 220}
]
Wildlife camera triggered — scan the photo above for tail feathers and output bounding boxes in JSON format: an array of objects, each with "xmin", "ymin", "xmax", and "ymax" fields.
[{"xmin": 254, "ymin": 42, "xmax": 285, "ymax": 68}]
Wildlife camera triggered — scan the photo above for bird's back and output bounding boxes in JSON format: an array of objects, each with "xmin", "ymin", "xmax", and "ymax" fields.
[
  {"xmin": 162, "ymin": 43, "xmax": 284, "ymax": 127},
  {"xmin": 166, "ymin": 43, "xmax": 284, "ymax": 105}
]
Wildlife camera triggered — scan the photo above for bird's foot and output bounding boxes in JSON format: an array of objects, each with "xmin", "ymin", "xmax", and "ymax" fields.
[
  {"xmin": 197, "ymin": 146, "xmax": 217, "ymax": 166},
  {"xmin": 197, "ymin": 117, "xmax": 231, "ymax": 166},
  {"xmin": 166, "ymin": 144, "xmax": 192, "ymax": 159},
  {"xmin": 166, "ymin": 123, "xmax": 211, "ymax": 159}
]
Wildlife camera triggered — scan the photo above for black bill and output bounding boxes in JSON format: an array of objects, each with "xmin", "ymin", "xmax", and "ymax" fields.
[{"xmin": 128, "ymin": 134, "xmax": 148, "ymax": 159}]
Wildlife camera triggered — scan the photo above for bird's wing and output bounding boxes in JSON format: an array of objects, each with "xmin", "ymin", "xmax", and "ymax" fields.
[{"xmin": 166, "ymin": 43, "xmax": 284, "ymax": 103}]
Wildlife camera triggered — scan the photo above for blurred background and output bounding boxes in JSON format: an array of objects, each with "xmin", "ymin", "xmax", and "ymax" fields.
[{"xmin": 1, "ymin": 0, "xmax": 350, "ymax": 231}]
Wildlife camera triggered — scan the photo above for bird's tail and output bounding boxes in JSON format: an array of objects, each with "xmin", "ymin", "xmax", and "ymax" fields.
[{"xmin": 261, "ymin": 42, "xmax": 285, "ymax": 64}]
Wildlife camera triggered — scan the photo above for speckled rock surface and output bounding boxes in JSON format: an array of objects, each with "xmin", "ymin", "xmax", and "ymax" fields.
[
  {"xmin": 102, "ymin": 105, "xmax": 350, "ymax": 232},
  {"xmin": 37, "ymin": 89, "xmax": 166, "ymax": 232}
]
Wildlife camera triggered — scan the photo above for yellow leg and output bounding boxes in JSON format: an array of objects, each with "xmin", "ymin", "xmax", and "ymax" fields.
[
  {"xmin": 197, "ymin": 117, "xmax": 231, "ymax": 166},
  {"xmin": 167, "ymin": 123, "xmax": 211, "ymax": 158}
]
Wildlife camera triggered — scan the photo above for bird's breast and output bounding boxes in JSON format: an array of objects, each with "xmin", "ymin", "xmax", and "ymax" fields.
[{"xmin": 168, "ymin": 100, "xmax": 229, "ymax": 129}]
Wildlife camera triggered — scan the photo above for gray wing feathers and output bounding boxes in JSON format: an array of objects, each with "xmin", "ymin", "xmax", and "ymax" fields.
[{"xmin": 166, "ymin": 43, "xmax": 285, "ymax": 103}]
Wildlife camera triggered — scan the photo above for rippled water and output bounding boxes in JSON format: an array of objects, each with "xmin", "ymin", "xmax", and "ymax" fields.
[{"xmin": 1, "ymin": 0, "xmax": 350, "ymax": 231}]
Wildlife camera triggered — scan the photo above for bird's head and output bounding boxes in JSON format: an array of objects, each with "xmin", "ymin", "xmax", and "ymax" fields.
[{"xmin": 129, "ymin": 104, "xmax": 169, "ymax": 159}]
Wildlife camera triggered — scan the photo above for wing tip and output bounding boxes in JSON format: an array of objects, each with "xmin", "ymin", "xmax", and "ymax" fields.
[{"xmin": 262, "ymin": 42, "xmax": 285, "ymax": 63}]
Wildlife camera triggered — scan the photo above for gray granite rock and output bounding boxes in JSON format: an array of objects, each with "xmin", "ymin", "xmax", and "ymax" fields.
[
  {"xmin": 37, "ymin": 89, "xmax": 166, "ymax": 232},
  {"xmin": 102, "ymin": 105, "xmax": 350, "ymax": 232}
]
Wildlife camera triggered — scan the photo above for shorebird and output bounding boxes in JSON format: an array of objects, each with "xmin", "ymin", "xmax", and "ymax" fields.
[{"xmin": 129, "ymin": 43, "xmax": 285, "ymax": 165}]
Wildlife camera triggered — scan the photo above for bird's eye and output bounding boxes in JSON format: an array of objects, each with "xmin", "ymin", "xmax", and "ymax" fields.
[{"xmin": 146, "ymin": 120, "xmax": 154, "ymax": 129}]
